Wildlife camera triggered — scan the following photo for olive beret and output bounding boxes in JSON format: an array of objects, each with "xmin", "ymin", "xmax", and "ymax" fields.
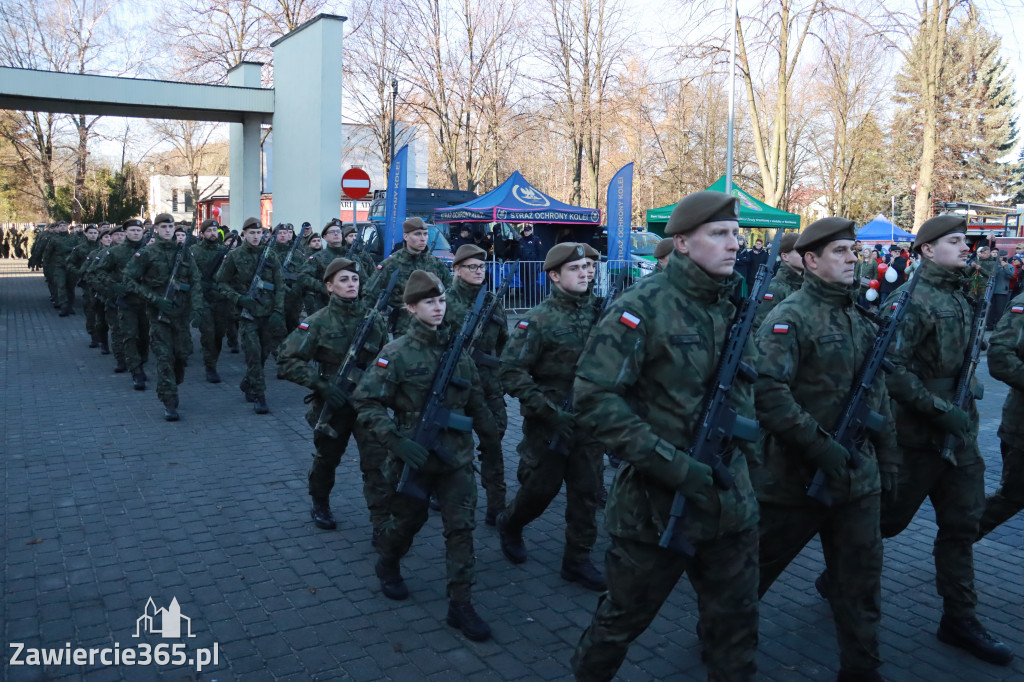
[
  {"xmin": 322, "ymin": 218, "xmax": 342, "ymax": 236},
  {"xmin": 543, "ymin": 242, "xmax": 588, "ymax": 271},
  {"xmin": 323, "ymin": 257, "xmax": 359, "ymax": 282},
  {"xmin": 173, "ymin": 225, "xmax": 187, "ymax": 235},
  {"xmin": 454, "ymin": 243, "xmax": 488, "ymax": 266},
  {"xmin": 280, "ymin": 222, "xmax": 294, "ymax": 231},
  {"xmin": 84, "ymin": 223, "xmax": 99, "ymax": 231},
  {"xmin": 665, "ymin": 191, "xmax": 739, "ymax": 235},
  {"xmin": 109, "ymin": 224, "xmax": 125, "ymax": 234},
  {"xmin": 913, "ymin": 214, "xmax": 967, "ymax": 252},
  {"xmin": 403, "ymin": 270, "xmax": 445, "ymax": 304},
  {"xmin": 581, "ymin": 242, "xmax": 601, "ymax": 260},
  {"xmin": 200, "ymin": 218, "xmax": 220, "ymax": 230},
  {"xmin": 242, "ymin": 217, "xmax": 262, "ymax": 231},
  {"xmin": 122, "ymin": 219, "xmax": 143, "ymax": 229},
  {"xmin": 795, "ymin": 217, "xmax": 857, "ymax": 255},
  {"xmin": 653, "ymin": 237, "xmax": 674, "ymax": 259},
  {"xmin": 403, "ymin": 217, "xmax": 427, "ymax": 233},
  {"xmin": 341, "ymin": 225, "xmax": 356, "ymax": 238},
  {"xmin": 153, "ymin": 213, "xmax": 174, "ymax": 225},
  {"xmin": 780, "ymin": 231, "xmax": 800, "ymax": 253}
]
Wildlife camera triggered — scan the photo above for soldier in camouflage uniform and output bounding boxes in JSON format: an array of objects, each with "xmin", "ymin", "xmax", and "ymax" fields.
[
  {"xmin": 67, "ymin": 224, "xmax": 101, "ymax": 341},
  {"xmin": 754, "ymin": 218, "xmax": 898, "ymax": 682},
  {"xmin": 341, "ymin": 224, "xmax": 377, "ymax": 277},
  {"xmin": 570, "ymin": 191, "xmax": 760, "ymax": 682},
  {"xmin": 653, "ymin": 237, "xmax": 673, "ymax": 273},
  {"xmin": 215, "ymin": 217, "xmax": 285, "ymax": 414},
  {"xmin": 93, "ymin": 226, "xmax": 129, "ymax": 368},
  {"xmin": 444, "ymin": 244, "xmax": 510, "ymax": 524},
  {"xmin": 298, "ymin": 219, "xmax": 349, "ymax": 314},
  {"xmin": 352, "ymin": 270, "xmax": 501, "ymax": 642},
  {"xmin": 752, "ymin": 231, "xmax": 803, "ymax": 331},
  {"xmin": 44, "ymin": 222, "xmax": 79, "ymax": 315},
  {"xmin": 94, "ymin": 220, "xmax": 151, "ymax": 387},
  {"xmin": 364, "ymin": 217, "xmax": 452, "ymax": 336},
  {"xmin": 277, "ymin": 257, "xmax": 389, "ymax": 534},
  {"xmin": 978, "ymin": 290, "xmax": 1024, "ymax": 538},
  {"xmin": 497, "ymin": 243, "xmax": 607, "ymax": 592},
  {"xmin": 190, "ymin": 219, "xmax": 235, "ymax": 383},
  {"xmin": 271, "ymin": 223, "xmax": 305, "ymax": 336},
  {"xmin": 123, "ymin": 214, "xmax": 204, "ymax": 420},
  {"xmin": 82, "ymin": 228, "xmax": 113, "ymax": 354}
]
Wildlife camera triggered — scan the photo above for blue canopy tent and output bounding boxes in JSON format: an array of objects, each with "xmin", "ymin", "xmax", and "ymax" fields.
[
  {"xmin": 858, "ymin": 215, "xmax": 914, "ymax": 242},
  {"xmin": 434, "ymin": 170, "xmax": 602, "ymax": 226}
]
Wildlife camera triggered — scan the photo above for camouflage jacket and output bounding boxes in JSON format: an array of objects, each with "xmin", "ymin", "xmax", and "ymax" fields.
[
  {"xmin": 884, "ymin": 258, "xmax": 979, "ymax": 461},
  {"xmin": 29, "ymin": 230, "xmax": 51, "ymax": 266},
  {"xmin": 123, "ymin": 236, "xmax": 204, "ymax": 317},
  {"xmin": 43, "ymin": 232, "xmax": 79, "ymax": 266},
  {"xmin": 340, "ymin": 244, "xmax": 377, "ymax": 281},
  {"xmin": 753, "ymin": 263, "xmax": 803, "ymax": 331},
  {"xmin": 988, "ymin": 291, "xmax": 1024, "ymax": 440},
  {"xmin": 215, "ymin": 241, "xmax": 285, "ymax": 319},
  {"xmin": 94, "ymin": 239, "xmax": 147, "ymax": 306},
  {"xmin": 66, "ymin": 238, "xmax": 100, "ymax": 280},
  {"xmin": 77, "ymin": 243, "xmax": 108, "ymax": 289},
  {"xmin": 297, "ymin": 245, "xmax": 348, "ymax": 310},
  {"xmin": 365, "ymin": 247, "xmax": 452, "ymax": 335},
  {"xmin": 190, "ymin": 238, "xmax": 233, "ymax": 304},
  {"xmin": 278, "ymin": 294, "xmax": 389, "ymax": 424},
  {"xmin": 573, "ymin": 252, "xmax": 758, "ymax": 545},
  {"xmin": 272, "ymin": 240, "xmax": 305, "ymax": 290},
  {"xmin": 753, "ymin": 270, "xmax": 898, "ymax": 504},
  {"xmin": 352, "ymin": 319, "xmax": 499, "ymax": 473},
  {"xmin": 501, "ymin": 282, "xmax": 595, "ymax": 420},
  {"xmin": 445, "ymin": 276, "xmax": 509, "ymax": 373}
]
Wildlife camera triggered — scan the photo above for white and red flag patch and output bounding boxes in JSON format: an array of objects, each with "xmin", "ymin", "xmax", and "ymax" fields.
[
  {"xmin": 618, "ymin": 311, "xmax": 641, "ymax": 329},
  {"xmin": 763, "ymin": 293, "xmax": 774, "ymax": 300},
  {"xmin": 772, "ymin": 323, "xmax": 790, "ymax": 334},
  {"xmin": 1013, "ymin": 306, "xmax": 1024, "ymax": 314},
  {"xmin": 298, "ymin": 321, "xmax": 310, "ymax": 331},
  {"xmin": 516, "ymin": 320, "xmax": 529, "ymax": 330},
  {"xmin": 376, "ymin": 357, "xmax": 390, "ymax": 368}
]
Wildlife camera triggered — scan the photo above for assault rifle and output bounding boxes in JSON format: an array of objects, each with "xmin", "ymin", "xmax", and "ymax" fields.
[
  {"xmin": 155, "ymin": 235, "xmax": 195, "ymax": 324},
  {"xmin": 239, "ymin": 225, "xmax": 282, "ymax": 321},
  {"xmin": 467, "ymin": 263, "xmax": 515, "ymax": 369},
  {"xmin": 658, "ymin": 228, "xmax": 784, "ymax": 556},
  {"xmin": 806, "ymin": 272, "xmax": 921, "ymax": 506},
  {"xmin": 202, "ymin": 233, "xmax": 240, "ymax": 293},
  {"xmin": 349, "ymin": 222, "xmax": 366, "ymax": 256},
  {"xmin": 396, "ymin": 284, "xmax": 489, "ymax": 500},
  {"xmin": 939, "ymin": 271, "xmax": 995, "ymax": 466},
  {"xmin": 545, "ymin": 269, "xmax": 625, "ymax": 457},
  {"xmin": 281, "ymin": 223, "xmax": 309, "ymax": 283},
  {"xmin": 313, "ymin": 270, "xmax": 400, "ymax": 437}
]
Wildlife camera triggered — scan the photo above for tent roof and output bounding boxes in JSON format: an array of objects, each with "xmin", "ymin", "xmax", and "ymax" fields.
[
  {"xmin": 434, "ymin": 171, "xmax": 601, "ymax": 225},
  {"xmin": 857, "ymin": 214, "xmax": 915, "ymax": 241},
  {"xmin": 646, "ymin": 175, "xmax": 801, "ymax": 230}
]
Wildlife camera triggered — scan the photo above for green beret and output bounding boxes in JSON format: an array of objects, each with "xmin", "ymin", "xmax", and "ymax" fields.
[
  {"xmin": 321, "ymin": 218, "xmax": 342, "ymax": 236},
  {"xmin": 913, "ymin": 214, "xmax": 967, "ymax": 253},
  {"xmin": 323, "ymin": 257, "xmax": 359, "ymax": 282},
  {"xmin": 403, "ymin": 270, "xmax": 445, "ymax": 304},
  {"xmin": 403, "ymin": 217, "xmax": 427, "ymax": 234},
  {"xmin": 653, "ymin": 237, "xmax": 674, "ymax": 259},
  {"xmin": 780, "ymin": 231, "xmax": 799, "ymax": 253},
  {"xmin": 153, "ymin": 213, "xmax": 174, "ymax": 225},
  {"xmin": 242, "ymin": 217, "xmax": 262, "ymax": 231},
  {"xmin": 543, "ymin": 242, "xmax": 588, "ymax": 271},
  {"xmin": 665, "ymin": 191, "xmax": 739, "ymax": 235},
  {"xmin": 341, "ymin": 225, "xmax": 356, "ymax": 238},
  {"xmin": 795, "ymin": 218, "xmax": 857, "ymax": 255},
  {"xmin": 200, "ymin": 218, "xmax": 220, "ymax": 231},
  {"xmin": 581, "ymin": 242, "xmax": 600, "ymax": 260},
  {"xmin": 84, "ymin": 223, "xmax": 99, "ymax": 232},
  {"xmin": 109, "ymin": 224, "xmax": 125, "ymax": 234},
  {"xmin": 122, "ymin": 219, "xmax": 143, "ymax": 229},
  {"xmin": 453, "ymin": 244, "xmax": 487, "ymax": 266},
  {"xmin": 173, "ymin": 225, "xmax": 187, "ymax": 235},
  {"xmin": 280, "ymin": 223, "xmax": 294, "ymax": 232}
]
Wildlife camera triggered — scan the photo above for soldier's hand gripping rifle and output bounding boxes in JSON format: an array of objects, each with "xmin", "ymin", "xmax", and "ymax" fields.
[
  {"xmin": 239, "ymin": 225, "xmax": 282, "ymax": 321},
  {"xmin": 939, "ymin": 271, "xmax": 995, "ymax": 466},
  {"xmin": 281, "ymin": 224, "xmax": 309, "ymax": 284},
  {"xmin": 807, "ymin": 272, "xmax": 921, "ymax": 506},
  {"xmin": 467, "ymin": 264, "xmax": 515, "ymax": 369},
  {"xmin": 396, "ymin": 284, "xmax": 489, "ymax": 501},
  {"xmin": 658, "ymin": 228, "xmax": 784, "ymax": 556},
  {"xmin": 313, "ymin": 270, "xmax": 400, "ymax": 438},
  {"xmin": 154, "ymin": 235, "xmax": 196, "ymax": 324},
  {"xmin": 203, "ymin": 233, "xmax": 240, "ymax": 294}
]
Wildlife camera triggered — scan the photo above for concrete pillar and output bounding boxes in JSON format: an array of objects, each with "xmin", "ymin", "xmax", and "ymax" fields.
[
  {"xmin": 227, "ymin": 62, "xmax": 264, "ymax": 228},
  {"xmin": 271, "ymin": 15, "xmax": 346, "ymax": 231}
]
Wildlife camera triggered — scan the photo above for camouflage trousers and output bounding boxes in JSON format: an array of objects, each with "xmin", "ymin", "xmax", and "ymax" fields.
[
  {"xmin": 759, "ymin": 496, "xmax": 882, "ymax": 673},
  {"xmin": 978, "ymin": 440, "xmax": 1024, "ymax": 539},
  {"xmin": 881, "ymin": 447, "xmax": 985, "ymax": 619},
  {"xmin": 118, "ymin": 303, "xmax": 150, "ymax": 373},
  {"xmin": 196, "ymin": 298, "xmax": 234, "ymax": 370},
  {"xmin": 83, "ymin": 288, "xmax": 102, "ymax": 337},
  {"xmin": 378, "ymin": 458, "xmax": 477, "ymax": 601},
  {"xmin": 505, "ymin": 417, "xmax": 602, "ymax": 560},
  {"xmin": 572, "ymin": 531, "xmax": 759, "ymax": 682},
  {"xmin": 239, "ymin": 316, "xmax": 275, "ymax": 396},
  {"xmin": 43, "ymin": 262, "xmax": 58, "ymax": 301},
  {"xmin": 148, "ymin": 310, "xmax": 192, "ymax": 404},
  {"xmin": 104, "ymin": 302, "xmax": 125, "ymax": 364},
  {"xmin": 51, "ymin": 265, "xmax": 74, "ymax": 308},
  {"xmin": 476, "ymin": 367, "xmax": 508, "ymax": 514},
  {"xmin": 91, "ymin": 297, "xmax": 108, "ymax": 343}
]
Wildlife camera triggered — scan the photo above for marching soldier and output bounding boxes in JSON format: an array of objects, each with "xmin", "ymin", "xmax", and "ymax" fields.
[
  {"xmin": 497, "ymin": 242, "xmax": 607, "ymax": 592},
  {"xmin": 190, "ymin": 219, "xmax": 235, "ymax": 383},
  {"xmin": 43, "ymin": 222, "xmax": 78, "ymax": 315},
  {"xmin": 352, "ymin": 270, "xmax": 501, "ymax": 642},
  {"xmin": 570, "ymin": 191, "xmax": 759, "ymax": 681},
  {"xmin": 751, "ymin": 231, "xmax": 803, "ymax": 331},
  {"xmin": 215, "ymin": 217, "xmax": 285, "ymax": 414},
  {"xmin": 67, "ymin": 224, "xmax": 101, "ymax": 342},
  {"xmin": 123, "ymin": 215, "xmax": 204, "ymax": 420},
  {"xmin": 95, "ymin": 219, "xmax": 151, "ymax": 388},
  {"xmin": 277, "ymin": 258, "xmax": 389, "ymax": 534},
  {"xmin": 364, "ymin": 217, "xmax": 451, "ymax": 336},
  {"xmin": 82, "ymin": 228, "xmax": 114, "ymax": 354},
  {"xmin": 93, "ymin": 225, "xmax": 129, "ymax": 369},
  {"xmin": 653, "ymin": 237, "xmax": 673, "ymax": 273},
  {"xmin": 754, "ymin": 218, "xmax": 898, "ymax": 681},
  {"xmin": 341, "ymin": 224, "xmax": 376, "ymax": 276},
  {"xmin": 271, "ymin": 223, "xmax": 304, "ymax": 335},
  {"xmin": 444, "ymin": 244, "xmax": 510, "ymax": 524},
  {"xmin": 298, "ymin": 219, "xmax": 348, "ymax": 314}
]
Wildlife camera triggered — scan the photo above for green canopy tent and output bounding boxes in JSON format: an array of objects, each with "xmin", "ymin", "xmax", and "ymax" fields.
[{"xmin": 646, "ymin": 175, "xmax": 801, "ymax": 233}]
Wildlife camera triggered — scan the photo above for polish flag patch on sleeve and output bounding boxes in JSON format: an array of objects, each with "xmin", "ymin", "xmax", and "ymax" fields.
[
  {"xmin": 619, "ymin": 311, "xmax": 641, "ymax": 329},
  {"xmin": 1013, "ymin": 305, "xmax": 1024, "ymax": 314},
  {"xmin": 516, "ymin": 320, "xmax": 529, "ymax": 330},
  {"xmin": 298, "ymin": 321, "xmax": 310, "ymax": 331},
  {"xmin": 891, "ymin": 301, "xmax": 899, "ymax": 311},
  {"xmin": 772, "ymin": 323, "xmax": 790, "ymax": 334},
  {"xmin": 376, "ymin": 357, "xmax": 390, "ymax": 368},
  {"xmin": 134, "ymin": 251, "xmax": 141, "ymax": 257},
  {"xmin": 763, "ymin": 293, "xmax": 774, "ymax": 301}
]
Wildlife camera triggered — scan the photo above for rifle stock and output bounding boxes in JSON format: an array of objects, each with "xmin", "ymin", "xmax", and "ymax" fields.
[
  {"xmin": 155, "ymin": 235, "xmax": 195, "ymax": 324},
  {"xmin": 240, "ymin": 226, "xmax": 282, "ymax": 321}
]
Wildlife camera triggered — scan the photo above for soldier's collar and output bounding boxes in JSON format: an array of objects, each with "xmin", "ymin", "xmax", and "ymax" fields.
[
  {"xmin": 666, "ymin": 251, "xmax": 740, "ymax": 304},
  {"xmin": 801, "ymin": 268, "xmax": 857, "ymax": 304}
]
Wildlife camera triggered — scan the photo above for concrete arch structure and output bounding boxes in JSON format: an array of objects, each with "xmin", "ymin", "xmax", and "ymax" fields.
[{"xmin": 0, "ymin": 13, "xmax": 346, "ymax": 231}]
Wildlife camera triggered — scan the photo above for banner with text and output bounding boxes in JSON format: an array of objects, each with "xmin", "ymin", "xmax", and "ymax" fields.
[
  {"xmin": 383, "ymin": 145, "xmax": 409, "ymax": 256},
  {"xmin": 606, "ymin": 163, "xmax": 634, "ymax": 264}
]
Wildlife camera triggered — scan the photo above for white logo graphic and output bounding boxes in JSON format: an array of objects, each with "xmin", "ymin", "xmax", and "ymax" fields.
[
  {"xmin": 134, "ymin": 598, "xmax": 195, "ymax": 638},
  {"xmin": 512, "ymin": 184, "xmax": 551, "ymax": 207}
]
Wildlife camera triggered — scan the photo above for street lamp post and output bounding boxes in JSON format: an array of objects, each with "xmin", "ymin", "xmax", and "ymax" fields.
[{"xmin": 389, "ymin": 78, "xmax": 398, "ymax": 175}]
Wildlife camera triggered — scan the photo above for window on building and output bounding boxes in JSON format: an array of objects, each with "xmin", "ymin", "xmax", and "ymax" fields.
[
  {"xmin": 184, "ymin": 191, "xmax": 194, "ymax": 213},
  {"xmin": 172, "ymin": 189, "xmax": 178, "ymax": 212}
]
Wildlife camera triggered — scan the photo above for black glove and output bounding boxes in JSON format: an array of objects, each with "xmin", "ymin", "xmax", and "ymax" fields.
[
  {"xmin": 548, "ymin": 407, "xmax": 574, "ymax": 442},
  {"xmin": 237, "ymin": 295, "xmax": 257, "ymax": 311},
  {"xmin": 269, "ymin": 312, "xmax": 287, "ymax": 337},
  {"xmin": 935, "ymin": 404, "xmax": 971, "ymax": 442},
  {"xmin": 154, "ymin": 297, "xmax": 177, "ymax": 314},
  {"xmin": 318, "ymin": 382, "xmax": 347, "ymax": 410},
  {"xmin": 811, "ymin": 439, "xmax": 849, "ymax": 481},
  {"xmin": 190, "ymin": 309, "xmax": 207, "ymax": 328},
  {"xmin": 677, "ymin": 459, "xmax": 713, "ymax": 508},
  {"xmin": 394, "ymin": 438, "xmax": 429, "ymax": 469}
]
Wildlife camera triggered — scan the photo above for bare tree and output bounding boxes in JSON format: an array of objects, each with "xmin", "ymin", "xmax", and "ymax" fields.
[
  {"xmin": 150, "ymin": 120, "xmax": 229, "ymax": 223},
  {"xmin": 161, "ymin": 0, "xmax": 269, "ymax": 83}
]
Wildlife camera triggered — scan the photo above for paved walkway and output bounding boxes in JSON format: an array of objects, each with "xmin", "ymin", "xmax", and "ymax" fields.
[{"xmin": 1, "ymin": 258, "xmax": 1022, "ymax": 681}]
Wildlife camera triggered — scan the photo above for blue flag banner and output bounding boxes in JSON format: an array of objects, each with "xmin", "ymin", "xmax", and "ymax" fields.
[
  {"xmin": 383, "ymin": 145, "xmax": 409, "ymax": 255},
  {"xmin": 606, "ymin": 163, "xmax": 634, "ymax": 263}
]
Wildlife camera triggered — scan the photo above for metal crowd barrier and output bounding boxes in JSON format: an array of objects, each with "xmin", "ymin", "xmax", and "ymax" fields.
[{"xmin": 485, "ymin": 258, "xmax": 655, "ymax": 313}]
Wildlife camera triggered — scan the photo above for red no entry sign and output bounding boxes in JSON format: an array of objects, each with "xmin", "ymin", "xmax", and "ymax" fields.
[{"xmin": 342, "ymin": 168, "xmax": 371, "ymax": 200}]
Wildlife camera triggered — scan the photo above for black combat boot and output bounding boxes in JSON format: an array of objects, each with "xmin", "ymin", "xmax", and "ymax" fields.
[
  {"xmin": 253, "ymin": 395, "xmax": 269, "ymax": 414},
  {"xmin": 88, "ymin": 334, "xmax": 99, "ymax": 349},
  {"xmin": 100, "ymin": 339, "xmax": 111, "ymax": 355},
  {"xmin": 240, "ymin": 378, "xmax": 254, "ymax": 402},
  {"xmin": 815, "ymin": 571, "xmax": 830, "ymax": 600},
  {"xmin": 375, "ymin": 559, "xmax": 409, "ymax": 600},
  {"xmin": 446, "ymin": 601, "xmax": 491, "ymax": 642},
  {"xmin": 205, "ymin": 366, "xmax": 221, "ymax": 384},
  {"xmin": 114, "ymin": 358, "xmax": 127, "ymax": 373},
  {"xmin": 485, "ymin": 506, "xmax": 504, "ymax": 527},
  {"xmin": 429, "ymin": 492, "xmax": 441, "ymax": 511},
  {"xmin": 937, "ymin": 615, "xmax": 1013, "ymax": 665},
  {"xmin": 310, "ymin": 499, "xmax": 336, "ymax": 530},
  {"xmin": 132, "ymin": 371, "xmax": 146, "ymax": 391},
  {"xmin": 173, "ymin": 360, "xmax": 186, "ymax": 385},
  {"xmin": 497, "ymin": 511, "xmax": 527, "ymax": 564},
  {"xmin": 163, "ymin": 398, "xmax": 179, "ymax": 422},
  {"xmin": 561, "ymin": 556, "xmax": 607, "ymax": 592},
  {"xmin": 836, "ymin": 669, "xmax": 884, "ymax": 682},
  {"xmin": 59, "ymin": 305, "xmax": 73, "ymax": 317}
]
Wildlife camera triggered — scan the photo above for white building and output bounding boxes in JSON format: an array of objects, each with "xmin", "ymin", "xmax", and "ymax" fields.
[{"xmin": 148, "ymin": 175, "xmax": 229, "ymax": 222}]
